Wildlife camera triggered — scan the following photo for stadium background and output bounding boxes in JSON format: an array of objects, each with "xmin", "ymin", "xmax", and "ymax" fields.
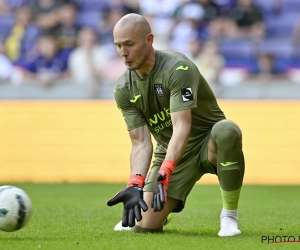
[{"xmin": 0, "ymin": 0, "xmax": 299, "ymax": 185}]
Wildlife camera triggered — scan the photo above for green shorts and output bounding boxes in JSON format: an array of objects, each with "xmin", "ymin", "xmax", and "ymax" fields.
[{"xmin": 144, "ymin": 133, "xmax": 217, "ymax": 212}]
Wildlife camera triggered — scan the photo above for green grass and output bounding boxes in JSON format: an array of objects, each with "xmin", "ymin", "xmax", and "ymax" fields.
[{"xmin": 0, "ymin": 183, "xmax": 299, "ymax": 250}]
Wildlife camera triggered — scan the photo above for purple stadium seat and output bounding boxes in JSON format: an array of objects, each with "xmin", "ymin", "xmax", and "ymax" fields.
[
  {"xmin": 76, "ymin": 11, "xmax": 100, "ymax": 30},
  {"xmin": 75, "ymin": 0, "xmax": 109, "ymax": 12},
  {"xmin": 254, "ymin": 0, "xmax": 277, "ymax": 13},
  {"xmin": 256, "ymin": 0, "xmax": 300, "ymax": 13},
  {"xmin": 219, "ymin": 39, "xmax": 257, "ymax": 59},
  {"xmin": 6, "ymin": 0, "xmax": 34, "ymax": 9},
  {"xmin": 0, "ymin": 15, "xmax": 14, "ymax": 39},
  {"xmin": 282, "ymin": 0, "xmax": 300, "ymax": 12},
  {"xmin": 263, "ymin": 11, "xmax": 299, "ymax": 36},
  {"xmin": 214, "ymin": 0, "xmax": 236, "ymax": 14},
  {"xmin": 257, "ymin": 38, "xmax": 293, "ymax": 59}
]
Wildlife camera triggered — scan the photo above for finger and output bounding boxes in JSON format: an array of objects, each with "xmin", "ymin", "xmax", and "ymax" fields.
[
  {"xmin": 151, "ymin": 194, "xmax": 154, "ymax": 208},
  {"xmin": 158, "ymin": 182, "xmax": 165, "ymax": 204},
  {"xmin": 157, "ymin": 172, "xmax": 166, "ymax": 181},
  {"xmin": 153, "ymin": 193, "xmax": 158, "ymax": 212},
  {"xmin": 157, "ymin": 200, "xmax": 163, "ymax": 211},
  {"xmin": 122, "ymin": 208, "xmax": 129, "ymax": 227},
  {"xmin": 138, "ymin": 199, "xmax": 148, "ymax": 212},
  {"xmin": 128, "ymin": 209, "xmax": 135, "ymax": 227},
  {"xmin": 156, "ymin": 192, "xmax": 163, "ymax": 211},
  {"xmin": 107, "ymin": 189, "xmax": 125, "ymax": 206},
  {"xmin": 135, "ymin": 205, "xmax": 142, "ymax": 222}
]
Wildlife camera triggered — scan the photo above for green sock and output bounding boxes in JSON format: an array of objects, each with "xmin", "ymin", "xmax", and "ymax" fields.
[{"xmin": 220, "ymin": 187, "xmax": 241, "ymax": 210}]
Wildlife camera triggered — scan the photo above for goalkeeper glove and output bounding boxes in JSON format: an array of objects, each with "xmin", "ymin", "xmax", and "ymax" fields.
[
  {"xmin": 107, "ymin": 174, "xmax": 148, "ymax": 227},
  {"xmin": 152, "ymin": 159, "xmax": 176, "ymax": 212}
]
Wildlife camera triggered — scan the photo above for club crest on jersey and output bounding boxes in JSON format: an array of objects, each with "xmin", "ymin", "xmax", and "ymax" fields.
[
  {"xmin": 154, "ymin": 83, "xmax": 165, "ymax": 97},
  {"xmin": 181, "ymin": 88, "xmax": 193, "ymax": 102}
]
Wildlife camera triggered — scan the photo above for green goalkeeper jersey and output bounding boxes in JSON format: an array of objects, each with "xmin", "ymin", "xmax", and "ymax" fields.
[{"xmin": 114, "ymin": 50, "xmax": 225, "ymax": 156}]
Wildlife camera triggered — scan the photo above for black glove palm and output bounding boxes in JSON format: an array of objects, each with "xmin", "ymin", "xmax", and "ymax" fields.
[
  {"xmin": 152, "ymin": 160, "xmax": 176, "ymax": 212},
  {"xmin": 152, "ymin": 173, "xmax": 165, "ymax": 212},
  {"xmin": 107, "ymin": 186, "xmax": 148, "ymax": 227}
]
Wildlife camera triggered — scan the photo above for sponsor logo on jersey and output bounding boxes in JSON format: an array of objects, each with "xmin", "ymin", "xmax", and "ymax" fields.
[
  {"xmin": 181, "ymin": 88, "xmax": 193, "ymax": 102},
  {"xmin": 148, "ymin": 108, "xmax": 170, "ymax": 126},
  {"xmin": 130, "ymin": 95, "xmax": 141, "ymax": 103},
  {"xmin": 220, "ymin": 162, "xmax": 238, "ymax": 167},
  {"xmin": 154, "ymin": 84, "xmax": 165, "ymax": 97},
  {"xmin": 176, "ymin": 66, "xmax": 189, "ymax": 71},
  {"xmin": 147, "ymin": 108, "xmax": 172, "ymax": 133}
]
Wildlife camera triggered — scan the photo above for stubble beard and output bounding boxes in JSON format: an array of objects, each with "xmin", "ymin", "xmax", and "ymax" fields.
[{"xmin": 127, "ymin": 48, "xmax": 149, "ymax": 71}]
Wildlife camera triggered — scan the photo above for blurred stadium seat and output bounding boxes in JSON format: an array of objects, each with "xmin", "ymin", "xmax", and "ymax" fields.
[
  {"xmin": 282, "ymin": 0, "xmax": 300, "ymax": 11},
  {"xmin": 263, "ymin": 12, "xmax": 298, "ymax": 36},
  {"xmin": 219, "ymin": 39, "xmax": 256, "ymax": 59},
  {"xmin": 254, "ymin": 0, "xmax": 278, "ymax": 12},
  {"xmin": 76, "ymin": 11, "xmax": 101, "ymax": 30},
  {"xmin": 75, "ymin": 0, "xmax": 109, "ymax": 12},
  {"xmin": 258, "ymin": 37, "xmax": 293, "ymax": 59},
  {"xmin": 0, "ymin": 15, "xmax": 14, "ymax": 39}
]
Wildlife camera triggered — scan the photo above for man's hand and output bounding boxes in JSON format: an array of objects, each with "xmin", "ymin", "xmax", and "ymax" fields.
[
  {"xmin": 152, "ymin": 160, "xmax": 176, "ymax": 212},
  {"xmin": 107, "ymin": 174, "xmax": 148, "ymax": 227}
]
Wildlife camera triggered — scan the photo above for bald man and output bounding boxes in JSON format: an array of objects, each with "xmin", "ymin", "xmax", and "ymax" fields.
[{"xmin": 107, "ymin": 13, "xmax": 245, "ymax": 237}]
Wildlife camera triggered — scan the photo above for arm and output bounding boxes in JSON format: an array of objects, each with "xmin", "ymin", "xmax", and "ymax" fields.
[
  {"xmin": 153, "ymin": 60, "xmax": 199, "ymax": 211},
  {"xmin": 107, "ymin": 125, "xmax": 151, "ymax": 227},
  {"xmin": 165, "ymin": 109, "xmax": 191, "ymax": 163},
  {"xmin": 152, "ymin": 109, "xmax": 192, "ymax": 211},
  {"xmin": 129, "ymin": 124, "xmax": 153, "ymax": 177}
]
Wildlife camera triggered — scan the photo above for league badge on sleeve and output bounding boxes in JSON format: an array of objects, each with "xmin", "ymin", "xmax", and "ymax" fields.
[{"xmin": 181, "ymin": 88, "xmax": 193, "ymax": 102}]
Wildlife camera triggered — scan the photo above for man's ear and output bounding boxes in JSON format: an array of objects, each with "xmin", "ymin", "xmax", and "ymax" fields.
[{"xmin": 146, "ymin": 33, "xmax": 154, "ymax": 47}]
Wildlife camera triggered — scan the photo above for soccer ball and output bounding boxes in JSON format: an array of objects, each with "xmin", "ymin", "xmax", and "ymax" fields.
[{"xmin": 0, "ymin": 186, "xmax": 32, "ymax": 232}]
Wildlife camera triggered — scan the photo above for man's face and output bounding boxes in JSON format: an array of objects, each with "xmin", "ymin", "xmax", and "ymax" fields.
[{"xmin": 113, "ymin": 26, "xmax": 149, "ymax": 71}]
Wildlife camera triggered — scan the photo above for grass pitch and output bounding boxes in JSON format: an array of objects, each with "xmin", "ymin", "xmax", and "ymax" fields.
[{"xmin": 0, "ymin": 183, "xmax": 299, "ymax": 250}]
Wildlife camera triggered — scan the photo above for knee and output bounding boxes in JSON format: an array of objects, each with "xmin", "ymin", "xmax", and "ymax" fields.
[
  {"xmin": 211, "ymin": 120, "xmax": 242, "ymax": 148},
  {"xmin": 135, "ymin": 215, "xmax": 164, "ymax": 231}
]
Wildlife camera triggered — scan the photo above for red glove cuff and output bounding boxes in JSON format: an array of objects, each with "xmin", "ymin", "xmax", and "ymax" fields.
[
  {"xmin": 127, "ymin": 174, "xmax": 145, "ymax": 188},
  {"xmin": 160, "ymin": 159, "xmax": 176, "ymax": 174}
]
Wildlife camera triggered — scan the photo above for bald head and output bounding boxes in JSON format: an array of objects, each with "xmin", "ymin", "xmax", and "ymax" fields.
[
  {"xmin": 114, "ymin": 13, "xmax": 151, "ymax": 38},
  {"xmin": 113, "ymin": 13, "xmax": 155, "ymax": 76}
]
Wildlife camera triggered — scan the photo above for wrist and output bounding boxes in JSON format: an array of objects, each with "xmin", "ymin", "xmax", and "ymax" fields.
[
  {"xmin": 127, "ymin": 174, "xmax": 145, "ymax": 188},
  {"xmin": 160, "ymin": 159, "xmax": 176, "ymax": 174}
]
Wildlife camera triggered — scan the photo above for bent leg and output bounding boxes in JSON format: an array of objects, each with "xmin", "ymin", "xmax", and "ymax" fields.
[
  {"xmin": 209, "ymin": 119, "xmax": 245, "ymax": 236},
  {"xmin": 210, "ymin": 119, "xmax": 245, "ymax": 200},
  {"xmin": 133, "ymin": 192, "xmax": 179, "ymax": 232}
]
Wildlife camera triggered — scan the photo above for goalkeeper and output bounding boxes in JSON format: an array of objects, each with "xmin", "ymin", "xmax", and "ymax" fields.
[{"xmin": 107, "ymin": 13, "xmax": 245, "ymax": 237}]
